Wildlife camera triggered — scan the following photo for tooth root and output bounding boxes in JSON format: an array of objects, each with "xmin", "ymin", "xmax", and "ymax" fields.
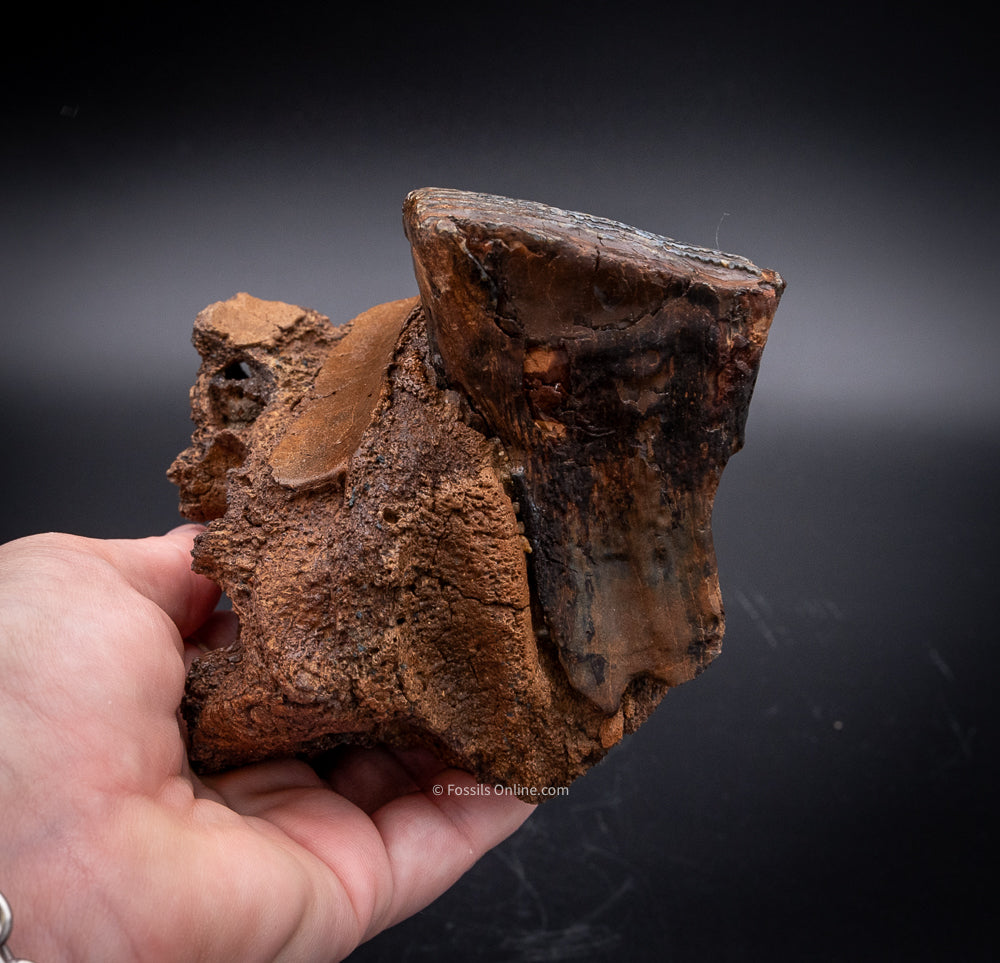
[{"xmin": 404, "ymin": 188, "xmax": 784, "ymax": 712}]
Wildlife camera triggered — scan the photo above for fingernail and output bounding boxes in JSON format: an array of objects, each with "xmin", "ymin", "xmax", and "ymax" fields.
[{"xmin": 168, "ymin": 523, "xmax": 206, "ymax": 537}]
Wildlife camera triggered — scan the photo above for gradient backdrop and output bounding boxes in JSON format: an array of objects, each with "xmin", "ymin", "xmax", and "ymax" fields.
[{"xmin": 3, "ymin": 5, "xmax": 995, "ymax": 960}]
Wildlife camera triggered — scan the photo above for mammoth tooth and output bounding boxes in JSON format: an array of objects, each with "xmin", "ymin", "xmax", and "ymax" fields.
[
  {"xmin": 172, "ymin": 188, "xmax": 784, "ymax": 789},
  {"xmin": 404, "ymin": 188, "xmax": 785, "ymax": 712}
]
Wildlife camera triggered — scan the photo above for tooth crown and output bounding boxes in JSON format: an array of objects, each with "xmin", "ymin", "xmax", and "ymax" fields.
[{"xmin": 404, "ymin": 188, "xmax": 784, "ymax": 711}]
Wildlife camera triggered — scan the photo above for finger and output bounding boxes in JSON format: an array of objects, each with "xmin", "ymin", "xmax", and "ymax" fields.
[
  {"xmin": 183, "ymin": 609, "xmax": 240, "ymax": 670},
  {"xmin": 207, "ymin": 756, "xmax": 533, "ymax": 942},
  {"xmin": 205, "ymin": 757, "xmax": 328, "ymax": 802},
  {"xmin": 317, "ymin": 745, "xmax": 424, "ymax": 815},
  {"xmin": 387, "ymin": 746, "xmax": 458, "ymax": 785},
  {"xmin": 366, "ymin": 768, "xmax": 534, "ymax": 934},
  {"xmin": 96, "ymin": 525, "xmax": 221, "ymax": 637},
  {"xmin": 204, "ymin": 759, "xmax": 397, "ymax": 946}
]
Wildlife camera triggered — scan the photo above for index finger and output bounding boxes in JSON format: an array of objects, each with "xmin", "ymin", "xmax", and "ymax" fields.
[{"xmin": 96, "ymin": 525, "xmax": 221, "ymax": 638}]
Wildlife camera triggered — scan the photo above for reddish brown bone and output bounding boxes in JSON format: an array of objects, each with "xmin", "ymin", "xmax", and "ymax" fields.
[{"xmin": 170, "ymin": 189, "xmax": 784, "ymax": 791}]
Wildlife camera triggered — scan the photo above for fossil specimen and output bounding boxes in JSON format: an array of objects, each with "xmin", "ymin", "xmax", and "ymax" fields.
[{"xmin": 170, "ymin": 188, "xmax": 784, "ymax": 790}]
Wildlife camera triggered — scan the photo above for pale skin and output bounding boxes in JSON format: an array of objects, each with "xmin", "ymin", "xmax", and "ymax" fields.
[{"xmin": 0, "ymin": 526, "xmax": 533, "ymax": 961}]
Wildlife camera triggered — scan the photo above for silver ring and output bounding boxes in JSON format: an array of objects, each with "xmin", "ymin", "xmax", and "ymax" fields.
[
  {"xmin": 0, "ymin": 890, "xmax": 37, "ymax": 963},
  {"xmin": 0, "ymin": 890, "xmax": 12, "ymax": 945}
]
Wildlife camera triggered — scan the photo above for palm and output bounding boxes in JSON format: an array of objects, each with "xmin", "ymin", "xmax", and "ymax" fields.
[{"xmin": 0, "ymin": 528, "xmax": 531, "ymax": 962}]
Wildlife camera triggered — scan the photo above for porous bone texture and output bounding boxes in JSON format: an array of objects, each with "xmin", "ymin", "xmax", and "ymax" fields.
[{"xmin": 169, "ymin": 189, "xmax": 784, "ymax": 790}]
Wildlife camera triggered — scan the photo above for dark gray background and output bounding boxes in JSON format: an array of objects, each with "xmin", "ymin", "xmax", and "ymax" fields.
[{"xmin": 3, "ymin": 4, "xmax": 995, "ymax": 960}]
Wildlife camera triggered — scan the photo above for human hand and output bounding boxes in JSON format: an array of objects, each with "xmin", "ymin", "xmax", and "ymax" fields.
[{"xmin": 0, "ymin": 527, "xmax": 532, "ymax": 961}]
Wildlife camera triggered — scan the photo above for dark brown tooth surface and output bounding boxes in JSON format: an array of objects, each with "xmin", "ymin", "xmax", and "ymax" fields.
[{"xmin": 405, "ymin": 187, "xmax": 784, "ymax": 711}]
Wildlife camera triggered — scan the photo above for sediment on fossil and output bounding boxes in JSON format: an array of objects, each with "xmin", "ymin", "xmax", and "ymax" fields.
[{"xmin": 170, "ymin": 188, "xmax": 785, "ymax": 791}]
